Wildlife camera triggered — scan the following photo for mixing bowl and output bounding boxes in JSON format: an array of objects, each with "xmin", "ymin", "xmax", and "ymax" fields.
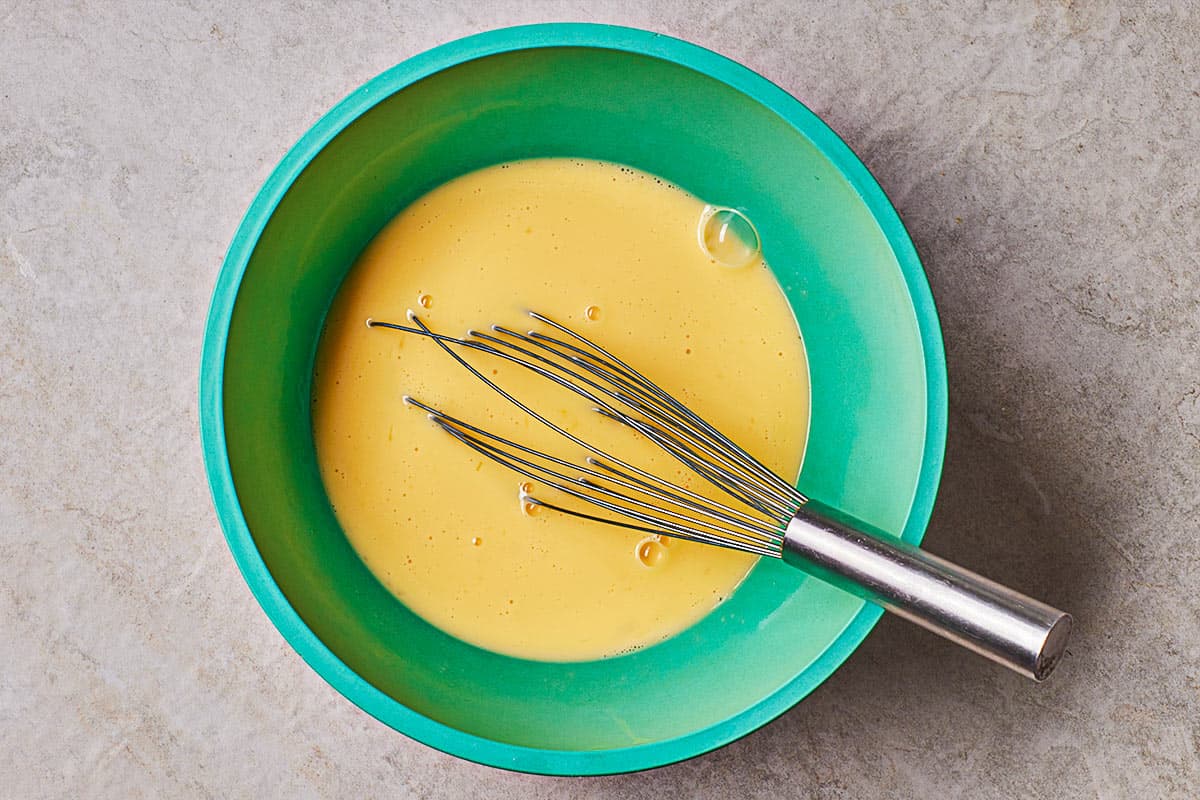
[{"xmin": 199, "ymin": 23, "xmax": 946, "ymax": 774}]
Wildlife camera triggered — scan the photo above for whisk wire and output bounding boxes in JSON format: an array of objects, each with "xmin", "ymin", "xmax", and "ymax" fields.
[
  {"xmin": 378, "ymin": 315, "xmax": 798, "ymax": 517},
  {"xmin": 432, "ymin": 416, "xmax": 780, "ymax": 555},
  {"xmin": 488, "ymin": 318, "xmax": 801, "ymax": 515},
  {"xmin": 529, "ymin": 312, "xmax": 806, "ymax": 505},
  {"xmin": 403, "ymin": 397, "xmax": 780, "ymax": 547},
  {"xmin": 521, "ymin": 329, "xmax": 794, "ymax": 504},
  {"xmin": 478, "ymin": 324, "xmax": 781, "ymax": 508},
  {"xmin": 592, "ymin": 406, "xmax": 794, "ymax": 518},
  {"xmin": 369, "ymin": 312, "xmax": 806, "ymax": 557}
]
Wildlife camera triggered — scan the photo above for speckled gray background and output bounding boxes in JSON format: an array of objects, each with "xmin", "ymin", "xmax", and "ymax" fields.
[{"xmin": 2, "ymin": 1, "xmax": 1198, "ymax": 797}]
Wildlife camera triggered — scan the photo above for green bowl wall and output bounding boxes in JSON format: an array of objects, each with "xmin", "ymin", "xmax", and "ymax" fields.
[{"xmin": 200, "ymin": 24, "xmax": 946, "ymax": 775}]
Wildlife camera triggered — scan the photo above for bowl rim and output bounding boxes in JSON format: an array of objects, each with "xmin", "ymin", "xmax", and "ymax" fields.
[{"xmin": 199, "ymin": 22, "xmax": 948, "ymax": 776}]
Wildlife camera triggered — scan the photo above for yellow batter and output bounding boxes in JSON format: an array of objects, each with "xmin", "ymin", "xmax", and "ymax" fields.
[{"xmin": 312, "ymin": 159, "xmax": 809, "ymax": 661}]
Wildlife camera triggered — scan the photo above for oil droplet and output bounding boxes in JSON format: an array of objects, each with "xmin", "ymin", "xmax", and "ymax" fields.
[
  {"xmin": 636, "ymin": 537, "xmax": 667, "ymax": 568},
  {"xmin": 658, "ymin": 535, "xmax": 673, "ymax": 548},
  {"xmin": 698, "ymin": 205, "xmax": 761, "ymax": 268},
  {"xmin": 584, "ymin": 304, "xmax": 601, "ymax": 321},
  {"xmin": 519, "ymin": 482, "xmax": 534, "ymax": 495},
  {"xmin": 417, "ymin": 293, "xmax": 433, "ymax": 309},
  {"xmin": 522, "ymin": 500, "xmax": 540, "ymax": 517},
  {"xmin": 471, "ymin": 536, "xmax": 483, "ymax": 547}
]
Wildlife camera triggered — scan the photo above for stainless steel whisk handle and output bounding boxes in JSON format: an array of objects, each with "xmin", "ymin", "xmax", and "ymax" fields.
[{"xmin": 783, "ymin": 501, "xmax": 1072, "ymax": 681}]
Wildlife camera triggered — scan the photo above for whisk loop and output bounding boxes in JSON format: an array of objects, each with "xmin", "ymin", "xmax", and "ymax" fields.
[{"xmin": 370, "ymin": 311, "xmax": 801, "ymax": 558}]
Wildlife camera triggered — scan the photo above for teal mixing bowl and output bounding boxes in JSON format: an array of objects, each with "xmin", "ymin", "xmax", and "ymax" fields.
[{"xmin": 199, "ymin": 24, "xmax": 946, "ymax": 774}]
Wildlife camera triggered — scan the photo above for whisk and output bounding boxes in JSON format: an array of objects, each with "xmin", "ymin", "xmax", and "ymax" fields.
[{"xmin": 367, "ymin": 311, "xmax": 1072, "ymax": 681}]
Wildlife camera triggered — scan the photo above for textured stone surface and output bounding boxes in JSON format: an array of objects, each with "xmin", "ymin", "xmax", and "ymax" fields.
[{"xmin": 2, "ymin": 1, "xmax": 1198, "ymax": 797}]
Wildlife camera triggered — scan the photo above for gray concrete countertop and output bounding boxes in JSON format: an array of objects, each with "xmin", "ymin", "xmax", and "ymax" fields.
[{"xmin": 3, "ymin": 2, "xmax": 1198, "ymax": 797}]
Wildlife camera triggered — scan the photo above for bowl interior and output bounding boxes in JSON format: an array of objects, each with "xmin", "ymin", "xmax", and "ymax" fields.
[{"xmin": 211, "ymin": 35, "xmax": 940, "ymax": 773}]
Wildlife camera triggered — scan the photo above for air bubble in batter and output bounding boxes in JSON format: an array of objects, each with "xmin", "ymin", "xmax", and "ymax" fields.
[{"xmin": 698, "ymin": 205, "xmax": 761, "ymax": 268}]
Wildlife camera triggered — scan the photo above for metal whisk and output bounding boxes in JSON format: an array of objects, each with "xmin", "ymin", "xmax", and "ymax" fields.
[{"xmin": 368, "ymin": 311, "xmax": 1072, "ymax": 681}]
